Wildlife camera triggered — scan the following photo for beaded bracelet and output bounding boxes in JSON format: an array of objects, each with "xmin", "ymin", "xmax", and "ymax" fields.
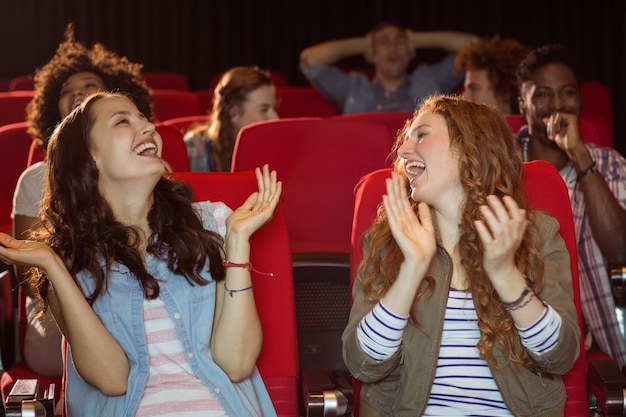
[
  {"xmin": 222, "ymin": 260, "xmax": 274, "ymax": 277},
  {"xmin": 576, "ymin": 160, "xmax": 597, "ymax": 182},
  {"xmin": 224, "ymin": 282, "xmax": 254, "ymax": 298}
]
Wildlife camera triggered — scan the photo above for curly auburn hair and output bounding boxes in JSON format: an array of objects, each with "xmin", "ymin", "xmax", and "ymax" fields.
[
  {"xmin": 26, "ymin": 23, "xmax": 154, "ymax": 149},
  {"xmin": 358, "ymin": 94, "xmax": 544, "ymax": 367},
  {"xmin": 455, "ymin": 36, "xmax": 530, "ymax": 114},
  {"xmin": 31, "ymin": 92, "xmax": 224, "ymax": 308}
]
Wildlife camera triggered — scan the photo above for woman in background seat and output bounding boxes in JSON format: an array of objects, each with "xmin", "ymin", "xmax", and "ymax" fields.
[{"xmin": 184, "ymin": 66, "xmax": 278, "ymax": 172}]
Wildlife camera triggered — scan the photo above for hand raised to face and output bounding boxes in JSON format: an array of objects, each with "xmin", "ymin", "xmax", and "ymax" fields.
[{"xmin": 383, "ymin": 172, "xmax": 436, "ymax": 267}]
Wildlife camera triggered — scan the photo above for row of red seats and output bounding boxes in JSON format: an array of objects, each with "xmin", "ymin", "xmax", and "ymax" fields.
[
  {"xmin": 0, "ymin": 108, "xmax": 608, "ymax": 237},
  {"xmin": 0, "ymin": 79, "xmax": 614, "ymax": 148},
  {"xmin": 0, "ymin": 86, "xmax": 340, "ymax": 127}
]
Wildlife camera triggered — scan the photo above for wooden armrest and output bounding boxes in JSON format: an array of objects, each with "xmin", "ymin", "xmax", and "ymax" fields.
[{"xmin": 588, "ymin": 359, "xmax": 626, "ymax": 416}]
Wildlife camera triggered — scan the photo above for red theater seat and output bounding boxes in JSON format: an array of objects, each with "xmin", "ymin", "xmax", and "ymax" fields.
[
  {"xmin": 0, "ymin": 91, "xmax": 35, "ymax": 126},
  {"xmin": 171, "ymin": 170, "xmax": 299, "ymax": 417}
]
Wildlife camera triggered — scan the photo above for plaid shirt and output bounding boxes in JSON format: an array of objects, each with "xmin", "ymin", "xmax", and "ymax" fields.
[
  {"xmin": 565, "ymin": 143, "xmax": 626, "ymax": 367},
  {"xmin": 518, "ymin": 127, "xmax": 626, "ymax": 367}
]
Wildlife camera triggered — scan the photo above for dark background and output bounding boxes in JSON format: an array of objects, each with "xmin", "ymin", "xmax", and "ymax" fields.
[{"xmin": 2, "ymin": 0, "xmax": 624, "ymax": 156}]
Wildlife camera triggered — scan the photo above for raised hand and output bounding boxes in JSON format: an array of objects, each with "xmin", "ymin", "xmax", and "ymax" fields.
[
  {"xmin": 474, "ymin": 195, "xmax": 527, "ymax": 282},
  {"xmin": 383, "ymin": 172, "xmax": 436, "ymax": 268},
  {"xmin": 543, "ymin": 112, "xmax": 584, "ymax": 157},
  {"xmin": 225, "ymin": 164, "xmax": 282, "ymax": 240}
]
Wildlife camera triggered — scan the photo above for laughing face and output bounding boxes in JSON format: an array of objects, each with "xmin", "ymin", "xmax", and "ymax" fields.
[
  {"xmin": 58, "ymin": 71, "xmax": 107, "ymax": 118},
  {"xmin": 88, "ymin": 95, "xmax": 164, "ymax": 192},
  {"xmin": 397, "ymin": 110, "xmax": 464, "ymax": 210}
]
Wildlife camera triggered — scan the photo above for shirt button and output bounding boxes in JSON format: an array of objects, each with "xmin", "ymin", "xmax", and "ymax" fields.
[
  {"xmin": 174, "ymin": 312, "xmax": 181, "ymax": 320},
  {"xmin": 214, "ymin": 387, "xmax": 221, "ymax": 394},
  {"xmin": 188, "ymin": 352, "xmax": 194, "ymax": 359}
]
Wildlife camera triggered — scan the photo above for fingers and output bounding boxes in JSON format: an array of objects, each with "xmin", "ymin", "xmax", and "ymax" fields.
[
  {"xmin": 475, "ymin": 195, "xmax": 527, "ymax": 246},
  {"xmin": 384, "ymin": 172, "xmax": 410, "ymax": 216},
  {"xmin": 543, "ymin": 113, "xmax": 566, "ymax": 140},
  {"xmin": 254, "ymin": 164, "xmax": 281, "ymax": 208},
  {"xmin": 543, "ymin": 112, "xmax": 580, "ymax": 143}
]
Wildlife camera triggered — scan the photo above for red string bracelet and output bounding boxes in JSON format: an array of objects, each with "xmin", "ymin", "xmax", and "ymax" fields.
[{"xmin": 222, "ymin": 260, "xmax": 274, "ymax": 277}]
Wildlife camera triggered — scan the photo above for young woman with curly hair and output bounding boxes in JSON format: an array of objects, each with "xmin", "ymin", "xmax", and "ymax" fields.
[
  {"xmin": 11, "ymin": 23, "xmax": 154, "ymax": 379},
  {"xmin": 184, "ymin": 66, "xmax": 278, "ymax": 172},
  {"xmin": 342, "ymin": 95, "xmax": 580, "ymax": 416},
  {"xmin": 1, "ymin": 92, "xmax": 281, "ymax": 416}
]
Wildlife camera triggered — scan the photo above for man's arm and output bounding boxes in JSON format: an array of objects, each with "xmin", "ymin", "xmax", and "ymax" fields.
[
  {"xmin": 407, "ymin": 30, "xmax": 479, "ymax": 53},
  {"xmin": 300, "ymin": 36, "xmax": 369, "ymax": 68}
]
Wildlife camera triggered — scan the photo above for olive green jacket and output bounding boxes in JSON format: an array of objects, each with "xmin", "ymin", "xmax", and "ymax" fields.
[{"xmin": 343, "ymin": 212, "xmax": 580, "ymax": 417}]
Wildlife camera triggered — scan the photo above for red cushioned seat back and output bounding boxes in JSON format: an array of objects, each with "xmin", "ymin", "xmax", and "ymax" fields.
[{"xmin": 171, "ymin": 170, "xmax": 299, "ymax": 416}]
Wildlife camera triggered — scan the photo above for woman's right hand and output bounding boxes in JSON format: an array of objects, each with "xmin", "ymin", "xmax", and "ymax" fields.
[
  {"xmin": 0, "ymin": 232, "xmax": 58, "ymax": 272},
  {"xmin": 379, "ymin": 172, "xmax": 436, "ymax": 316},
  {"xmin": 383, "ymin": 172, "xmax": 436, "ymax": 268}
]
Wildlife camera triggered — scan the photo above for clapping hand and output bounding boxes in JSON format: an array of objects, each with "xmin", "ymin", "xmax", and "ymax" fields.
[
  {"xmin": 474, "ymin": 195, "xmax": 527, "ymax": 282},
  {"xmin": 383, "ymin": 172, "xmax": 436, "ymax": 267}
]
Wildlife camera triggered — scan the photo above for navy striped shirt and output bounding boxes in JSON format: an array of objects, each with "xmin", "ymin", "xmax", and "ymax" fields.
[{"xmin": 357, "ymin": 288, "xmax": 562, "ymax": 416}]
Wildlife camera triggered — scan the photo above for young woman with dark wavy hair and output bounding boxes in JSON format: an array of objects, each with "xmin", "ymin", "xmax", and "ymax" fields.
[{"xmin": 1, "ymin": 92, "xmax": 280, "ymax": 417}]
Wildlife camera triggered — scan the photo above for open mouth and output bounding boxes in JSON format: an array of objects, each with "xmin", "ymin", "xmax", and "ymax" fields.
[
  {"xmin": 405, "ymin": 160, "xmax": 425, "ymax": 180},
  {"xmin": 133, "ymin": 142, "xmax": 158, "ymax": 156}
]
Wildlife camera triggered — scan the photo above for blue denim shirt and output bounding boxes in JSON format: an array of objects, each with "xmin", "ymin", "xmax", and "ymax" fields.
[
  {"xmin": 64, "ymin": 201, "xmax": 277, "ymax": 417},
  {"xmin": 301, "ymin": 53, "xmax": 464, "ymax": 114}
]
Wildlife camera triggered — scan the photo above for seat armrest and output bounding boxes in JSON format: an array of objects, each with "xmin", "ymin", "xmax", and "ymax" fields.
[
  {"xmin": 588, "ymin": 359, "xmax": 626, "ymax": 416},
  {"xmin": 301, "ymin": 369, "xmax": 353, "ymax": 417}
]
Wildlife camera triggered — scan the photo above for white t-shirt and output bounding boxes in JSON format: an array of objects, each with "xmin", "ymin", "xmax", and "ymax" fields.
[{"xmin": 12, "ymin": 161, "xmax": 46, "ymax": 219}]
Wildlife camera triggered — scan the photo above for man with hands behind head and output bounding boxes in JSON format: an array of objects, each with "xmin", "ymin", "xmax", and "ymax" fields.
[{"xmin": 300, "ymin": 21, "xmax": 478, "ymax": 113}]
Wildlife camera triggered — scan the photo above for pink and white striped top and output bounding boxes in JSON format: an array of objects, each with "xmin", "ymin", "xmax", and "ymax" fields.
[{"xmin": 135, "ymin": 297, "xmax": 228, "ymax": 417}]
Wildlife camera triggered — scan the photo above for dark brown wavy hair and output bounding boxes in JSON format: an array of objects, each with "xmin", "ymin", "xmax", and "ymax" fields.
[
  {"xmin": 187, "ymin": 66, "xmax": 274, "ymax": 172},
  {"xmin": 32, "ymin": 92, "xmax": 225, "ymax": 307},
  {"xmin": 26, "ymin": 23, "xmax": 154, "ymax": 149},
  {"xmin": 359, "ymin": 94, "xmax": 543, "ymax": 367}
]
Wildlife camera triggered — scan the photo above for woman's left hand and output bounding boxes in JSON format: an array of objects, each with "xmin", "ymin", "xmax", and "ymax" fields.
[
  {"xmin": 226, "ymin": 164, "xmax": 282, "ymax": 240},
  {"xmin": 474, "ymin": 195, "xmax": 527, "ymax": 282}
]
